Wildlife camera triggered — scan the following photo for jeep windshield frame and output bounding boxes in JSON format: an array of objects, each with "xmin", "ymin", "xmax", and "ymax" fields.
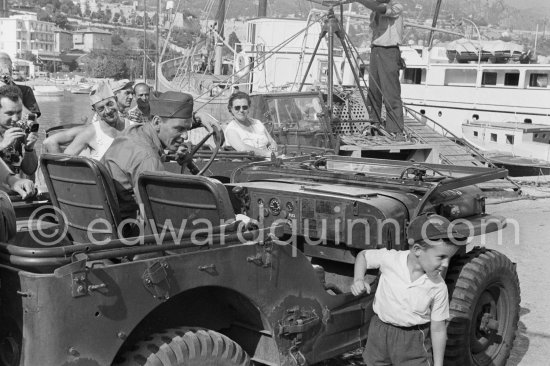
[{"xmin": 249, "ymin": 91, "xmax": 336, "ymax": 155}]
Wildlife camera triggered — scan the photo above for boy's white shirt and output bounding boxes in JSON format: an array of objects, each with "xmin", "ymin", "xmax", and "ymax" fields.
[{"xmin": 364, "ymin": 248, "xmax": 450, "ymax": 327}]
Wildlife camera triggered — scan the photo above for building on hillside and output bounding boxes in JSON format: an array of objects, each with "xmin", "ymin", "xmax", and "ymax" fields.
[
  {"xmin": 73, "ymin": 28, "xmax": 112, "ymax": 51},
  {"xmin": 55, "ymin": 28, "xmax": 73, "ymax": 53},
  {"xmin": 0, "ymin": 14, "xmax": 56, "ymax": 62},
  {"xmin": 79, "ymin": 0, "xmax": 99, "ymax": 14}
]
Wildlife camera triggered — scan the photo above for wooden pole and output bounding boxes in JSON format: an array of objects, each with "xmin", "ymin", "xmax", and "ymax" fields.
[
  {"xmin": 428, "ymin": 0, "xmax": 443, "ymax": 48},
  {"xmin": 143, "ymin": 0, "xmax": 147, "ymax": 82},
  {"xmin": 258, "ymin": 0, "xmax": 267, "ymax": 17},
  {"xmin": 155, "ymin": 0, "xmax": 160, "ymax": 90},
  {"xmin": 214, "ymin": 0, "xmax": 225, "ymax": 75}
]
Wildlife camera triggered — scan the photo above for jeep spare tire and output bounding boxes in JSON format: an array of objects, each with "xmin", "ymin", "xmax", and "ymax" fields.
[
  {"xmin": 115, "ymin": 328, "xmax": 251, "ymax": 366},
  {"xmin": 445, "ymin": 247, "xmax": 520, "ymax": 366}
]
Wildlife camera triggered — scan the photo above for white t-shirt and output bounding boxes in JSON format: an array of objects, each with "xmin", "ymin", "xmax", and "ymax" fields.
[
  {"xmin": 365, "ymin": 248, "xmax": 450, "ymax": 327},
  {"xmin": 224, "ymin": 118, "xmax": 270, "ymax": 150},
  {"xmin": 83, "ymin": 115, "xmax": 133, "ymax": 161}
]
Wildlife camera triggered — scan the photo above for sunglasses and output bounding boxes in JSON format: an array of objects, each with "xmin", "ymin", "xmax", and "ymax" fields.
[{"xmin": 233, "ymin": 105, "xmax": 249, "ymax": 111}]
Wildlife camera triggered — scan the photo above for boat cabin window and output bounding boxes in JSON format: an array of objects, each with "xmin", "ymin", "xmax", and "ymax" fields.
[
  {"xmin": 473, "ymin": 131, "xmax": 478, "ymax": 137},
  {"xmin": 533, "ymin": 133, "xmax": 550, "ymax": 144},
  {"xmin": 482, "ymin": 72, "xmax": 497, "ymax": 86},
  {"xmin": 506, "ymin": 134, "xmax": 514, "ymax": 145},
  {"xmin": 504, "ymin": 72, "xmax": 519, "ymax": 86},
  {"xmin": 403, "ymin": 68, "xmax": 423, "ymax": 84},
  {"xmin": 444, "ymin": 69, "xmax": 477, "ymax": 86},
  {"xmin": 490, "ymin": 133, "xmax": 497, "ymax": 142},
  {"xmin": 528, "ymin": 73, "xmax": 548, "ymax": 88}
]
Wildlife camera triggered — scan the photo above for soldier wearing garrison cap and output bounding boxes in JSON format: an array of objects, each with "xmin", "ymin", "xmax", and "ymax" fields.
[
  {"xmin": 43, "ymin": 81, "xmax": 133, "ymax": 159},
  {"xmin": 102, "ymin": 91, "xmax": 201, "ymax": 210}
]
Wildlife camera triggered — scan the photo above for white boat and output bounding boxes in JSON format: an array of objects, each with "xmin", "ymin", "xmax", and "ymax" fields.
[
  {"xmin": 400, "ymin": 45, "xmax": 550, "ymax": 138},
  {"xmin": 70, "ymin": 84, "xmax": 92, "ymax": 94},
  {"xmin": 462, "ymin": 120, "xmax": 550, "ymax": 176},
  {"xmin": 32, "ymin": 85, "xmax": 65, "ymax": 97}
]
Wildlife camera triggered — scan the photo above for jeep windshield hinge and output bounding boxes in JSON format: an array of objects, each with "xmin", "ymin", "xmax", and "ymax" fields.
[{"xmin": 142, "ymin": 260, "xmax": 171, "ymax": 300}]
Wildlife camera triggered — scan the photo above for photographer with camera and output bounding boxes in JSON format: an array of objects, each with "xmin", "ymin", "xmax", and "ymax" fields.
[
  {"xmin": 0, "ymin": 85, "xmax": 39, "ymax": 177},
  {"xmin": 0, "ymin": 52, "xmax": 41, "ymax": 119}
]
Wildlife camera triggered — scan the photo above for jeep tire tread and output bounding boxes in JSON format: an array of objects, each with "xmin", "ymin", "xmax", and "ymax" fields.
[
  {"xmin": 115, "ymin": 328, "xmax": 251, "ymax": 366},
  {"xmin": 445, "ymin": 247, "xmax": 520, "ymax": 366}
]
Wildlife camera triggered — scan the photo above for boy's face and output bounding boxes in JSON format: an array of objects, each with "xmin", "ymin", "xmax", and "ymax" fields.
[{"xmin": 413, "ymin": 240, "xmax": 459, "ymax": 278}]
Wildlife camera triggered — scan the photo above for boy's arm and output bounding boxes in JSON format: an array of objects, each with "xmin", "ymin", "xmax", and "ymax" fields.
[
  {"xmin": 351, "ymin": 250, "xmax": 371, "ymax": 295},
  {"xmin": 430, "ymin": 320, "xmax": 447, "ymax": 366}
]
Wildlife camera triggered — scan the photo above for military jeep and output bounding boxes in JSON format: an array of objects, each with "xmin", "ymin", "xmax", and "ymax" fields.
[{"xmin": 0, "ymin": 149, "xmax": 519, "ymax": 366}]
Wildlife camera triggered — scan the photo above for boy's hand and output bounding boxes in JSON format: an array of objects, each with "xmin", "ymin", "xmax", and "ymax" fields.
[{"xmin": 351, "ymin": 278, "xmax": 371, "ymax": 296}]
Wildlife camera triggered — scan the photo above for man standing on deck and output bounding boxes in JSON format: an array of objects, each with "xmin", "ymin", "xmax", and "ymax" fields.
[
  {"xmin": 355, "ymin": 0, "xmax": 405, "ymax": 139},
  {"xmin": 127, "ymin": 83, "xmax": 151, "ymax": 123}
]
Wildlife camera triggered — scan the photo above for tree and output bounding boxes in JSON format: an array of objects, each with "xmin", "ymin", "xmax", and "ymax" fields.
[
  {"xmin": 52, "ymin": 13, "xmax": 69, "ymax": 29},
  {"xmin": 37, "ymin": 9, "xmax": 52, "ymax": 22},
  {"xmin": 68, "ymin": 59, "xmax": 79, "ymax": 72},
  {"xmin": 112, "ymin": 34, "xmax": 124, "ymax": 46}
]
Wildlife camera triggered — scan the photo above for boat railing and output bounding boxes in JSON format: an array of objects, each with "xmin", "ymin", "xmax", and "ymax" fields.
[{"xmin": 404, "ymin": 106, "xmax": 520, "ymax": 189}]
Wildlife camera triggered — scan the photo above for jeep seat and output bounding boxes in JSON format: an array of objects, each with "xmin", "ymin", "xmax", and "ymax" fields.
[
  {"xmin": 40, "ymin": 153, "xmax": 125, "ymax": 244},
  {"xmin": 137, "ymin": 172, "xmax": 236, "ymax": 237}
]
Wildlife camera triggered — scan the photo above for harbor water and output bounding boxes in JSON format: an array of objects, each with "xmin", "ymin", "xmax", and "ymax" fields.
[{"xmin": 34, "ymin": 92, "xmax": 93, "ymax": 151}]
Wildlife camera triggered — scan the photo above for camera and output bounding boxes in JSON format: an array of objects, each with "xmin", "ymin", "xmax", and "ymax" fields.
[
  {"xmin": 0, "ymin": 74, "xmax": 11, "ymax": 84},
  {"xmin": 14, "ymin": 117, "xmax": 39, "ymax": 135}
]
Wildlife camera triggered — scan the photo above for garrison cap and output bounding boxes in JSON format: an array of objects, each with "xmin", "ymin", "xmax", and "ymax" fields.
[
  {"xmin": 89, "ymin": 81, "xmax": 115, "ymax": 106},
  {"xmin": 149, "ymin": 91, "xmax": 194, "ymax": 119},
  {"xmin": 407, "ymin": 213, "xmax": 467, "ymax": 245},
  {"xmin": 110, "ymin": 79, "xmax": 135, "ymax": 93}
]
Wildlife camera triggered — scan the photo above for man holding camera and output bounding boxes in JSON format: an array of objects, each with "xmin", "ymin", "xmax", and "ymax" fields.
[
  {"xmin": 0, "ymin": 52, "xmax": 41, "ymax": 119},
  {"xmin": 0, "ymin": 85, "xmax": 38, "ymax": 177}
]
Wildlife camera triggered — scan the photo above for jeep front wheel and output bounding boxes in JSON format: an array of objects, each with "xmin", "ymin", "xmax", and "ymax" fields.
[
  {"xmin": 115, "ymin": 328, "xmax": 251, "ymax": 366},
  {"xmin": 445, "ymin": 247, "xmax": 520, "ymax": 366}
]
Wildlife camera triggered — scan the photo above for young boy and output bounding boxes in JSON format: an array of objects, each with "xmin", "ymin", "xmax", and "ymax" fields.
[{"xmin": 351, "ymin": 213, "xmax": 466, "ymax": 366}]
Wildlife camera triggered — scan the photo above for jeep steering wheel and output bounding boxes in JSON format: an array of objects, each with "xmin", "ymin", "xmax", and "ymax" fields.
[{"xmin": 179, "ymin": 114, "xmax": 223, "ymax": 176}]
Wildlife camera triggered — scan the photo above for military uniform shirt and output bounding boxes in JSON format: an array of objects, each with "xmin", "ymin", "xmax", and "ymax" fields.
[{"xmin": 101, "ymin": 123, "xmax": 165, "ymax": 204}]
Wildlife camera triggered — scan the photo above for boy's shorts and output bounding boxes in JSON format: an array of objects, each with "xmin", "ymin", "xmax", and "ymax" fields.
[{"xmin": 363, "ymin": 314, "xmax": 433, "ymax": 366}]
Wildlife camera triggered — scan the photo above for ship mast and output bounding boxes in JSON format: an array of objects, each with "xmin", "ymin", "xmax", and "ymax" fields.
[
  {"xmin": 427, "ymin": 0, "xmax": 443, "ymax": 48},
  {"xmin": 214, "ymin": 0, "xmax": 226, "ymax": 75},
  {"xmin": 258, "ymin": 0, "xmax": 268, "ymax": 17}
]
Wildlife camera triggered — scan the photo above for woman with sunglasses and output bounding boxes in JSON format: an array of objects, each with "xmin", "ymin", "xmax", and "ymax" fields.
[{"xmin": 224, "ymin": 91, "xmax": 278, "ymax": 158}]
